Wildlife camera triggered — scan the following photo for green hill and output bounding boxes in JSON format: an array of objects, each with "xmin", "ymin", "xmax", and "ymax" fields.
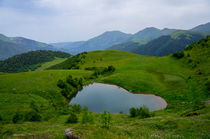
[
  {"xmin": 0, "ymin": 50, "xmax": 71, "ymax": 73},
  {"xmin": 0, "ymin": 34, "xmax": 57, "ymax": 60},
  {"xmin": 0, "ymin": 37, "xmax": 209, "ymax": 138},
  {"xmin": 109, "ymin": 30, "xmax": 205, "ymax": 56}
]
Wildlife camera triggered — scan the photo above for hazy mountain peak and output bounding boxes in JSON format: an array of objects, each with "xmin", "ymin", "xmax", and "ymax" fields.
[{"xmin": 191, "ymin": 22, "xmax": 210, "ymax": 32}]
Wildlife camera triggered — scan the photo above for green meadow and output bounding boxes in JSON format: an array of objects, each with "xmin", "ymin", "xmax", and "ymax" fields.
[{"xmin": 0, "ymin": 47, "xmax": 209, "ymax": 138}]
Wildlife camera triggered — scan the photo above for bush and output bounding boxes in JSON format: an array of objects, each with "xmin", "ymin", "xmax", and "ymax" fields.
[
  {"xmin": 0, "ymin": 115, "xmax": 2, "ymax": 121},
  {"xmin": 129, "ymin": 107, "xmax": 137, "ymax": 117},
  {"xmin": 107, "ymin": 65, "xmax": 115, "ymax": 72},
  {"xmin": 129, "ymin": 105, "xmax": 151, "ymax": 118},
  {"xmin": 57, "ymin": 80, "xmax": 66, "ymax": 89},
  {"xmin": 205, "ymin": 81, "xmax": 210, "ymax": 91},
  {"xmin": 66, "ymin": 75, "xmax": 79, "ymax": 88},
  {"xmin": 172, "ymin": 52, "xmax": 184, "ymax": 59},
  {"xmin": 66, "ymin": 112, "xmax": 78, "ymax": 124},
  {"xmin": 25, "ymin": 111, "xmax": 41, "ymax": 121},
  {"xmin": 70, "ymin": 104, "xmax": 81, "ymax": 114},
  {"xmin": 138, "ymin": 105, "xmax": 150, "ymax": 118},
  {"xmin": 100, "ymin": 110, "xmax": 111, "ymax": 129},
  {"xmin": 12, "ymin": 112, "xmax": 24, "ymax": 124},
  {"xmin": 81, "ymin": 106, "xmax": 94, "ymax": 124}
]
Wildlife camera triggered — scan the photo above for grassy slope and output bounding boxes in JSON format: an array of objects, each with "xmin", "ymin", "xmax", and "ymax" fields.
[
  {"xmin": 36, "ymin": 57, "xmax": 67, "ymax": 70},
  {"xmin": 0, "ymin": 49, "xmax": 209, "ymax": 138}
]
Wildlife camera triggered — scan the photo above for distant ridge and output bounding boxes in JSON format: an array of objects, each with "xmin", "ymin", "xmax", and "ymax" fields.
[
  {"xmin": 0, "ymin": 34, "xmax": 57, "ymax": 60},
  {"xmin": 0, "ymin": 50, "xmax": 70, "ymax": 73}
]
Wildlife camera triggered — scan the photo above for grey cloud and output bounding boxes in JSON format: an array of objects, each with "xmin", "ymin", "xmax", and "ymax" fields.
[{"xmin": 0, "ymin": 0, "xmax": 209, "ymax": 42}]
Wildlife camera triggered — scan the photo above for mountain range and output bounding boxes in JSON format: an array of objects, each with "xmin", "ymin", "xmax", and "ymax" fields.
[
  {"xmin": 0, "ymin": 22, "xmax": 210, "ymax": 60},
  {"xmin": 0, "ymin": 34, "xmax": 57, "ymax": 60}
]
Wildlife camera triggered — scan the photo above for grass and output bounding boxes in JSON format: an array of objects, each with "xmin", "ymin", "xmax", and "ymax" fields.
[
  {"xmin": 0, "ymin": 50, "xmax": 209, "ymax": 138},
  {"xmin": 36, "ymin": 57, "xmax": 67, "ymax": 70}
]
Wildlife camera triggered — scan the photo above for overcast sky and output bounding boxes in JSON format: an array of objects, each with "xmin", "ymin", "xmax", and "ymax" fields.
[{"xmin": 0, "ymin": 0, "xmax": 209, "ymax": 43}]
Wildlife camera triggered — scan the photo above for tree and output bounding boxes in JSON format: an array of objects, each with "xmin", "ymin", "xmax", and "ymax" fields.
[
  {"xmin": 66, "ymin": 112, "xmax": 78, "ymax": 123},
  {"xmin": 100, "ymin": 110, "xmax": 111, "ymax": 129},
  {"xmin": 81, "ymin": 106, "xmax": 94, "ymax": 124},
  {"xmin": 25, "ymin": 111, "xmax": 41, "ymax": 121},
  {"xmin": 107, "ymin": 65, "xmax": 115, "ymax": 72},
  {"xmin": 0, "ymin": 115, "xmax": 2, "ymax": 121},
  {"xmin": 129, "ymin": 105, "xmax": 151, "ymax": 118},
  {"xmin": 13, "ymin": 112, "xmax": 24, "ymax": 124},
  {"xmin": 57, "ymin": 79, "xmax": 66, "ymax": 89},
  {"xmin": 129, "ymin": 107, "xmax": 137, "ymax": 117}
]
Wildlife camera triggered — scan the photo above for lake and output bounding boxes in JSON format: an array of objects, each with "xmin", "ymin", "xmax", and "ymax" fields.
[{"xmin": 70, "ymin": 83, "xmax": 167, "ymax": 113}]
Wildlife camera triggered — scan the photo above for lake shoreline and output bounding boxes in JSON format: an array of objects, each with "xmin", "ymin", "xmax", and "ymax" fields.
[{"xmin": 72, "ymin": 81, "xmax": 168, "ymax": 111}]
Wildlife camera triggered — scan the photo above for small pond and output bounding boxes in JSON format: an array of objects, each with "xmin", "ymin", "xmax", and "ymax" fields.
[{"xmin": 70, "ymin": 83, "xmax": 167, "ymax": 113}]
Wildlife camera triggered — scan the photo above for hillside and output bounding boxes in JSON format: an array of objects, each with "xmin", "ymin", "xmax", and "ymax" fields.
[
  {"xmin": 190, "ymin": 22, "xmax": 210, "ymax": 33},
  {"xmin": 51, "ymin": 28, "xmax": 176, "ymax": 54},
  {"xmin": 0, "ymin": 34, "xmax": 57, "ymax": 60},
  {"xmin": 110, "ymin": 30, "xmax": 205, "ymax": 56},
  {"xmin": 181, "ymin": 36, "xmax": 210, "ymax": 90},
  {"xmin": 62, "ymin": 31, "xmax": 132, "ymax": 54},
  {"xmin": 0, "ymin": 37, "xmax": 209, "ymax": 138},
  {"xmin": 0, "ymin": 50, "xmax": 71, "ymax": 73}
]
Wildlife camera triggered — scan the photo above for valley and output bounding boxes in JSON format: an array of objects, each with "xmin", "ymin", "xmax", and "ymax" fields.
[{"xmin": 0, "ymin": 36, "xmax": 209, "ymax": 138}]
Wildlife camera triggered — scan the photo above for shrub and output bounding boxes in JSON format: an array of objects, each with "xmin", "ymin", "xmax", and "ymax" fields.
[
  {"xmin": 0, "ymin": 115, "xmax": 2, "ymax": 121},
  {"xmin": 78, "ymin": 77, "xmax": 83, "ymax": 86},
  {"xmin": 25, "ymin": 111, "xmax": 41, "ymax": 121},
  {"xmin": 70, "ymin": 104, "xmax": 81, "ymax": 114},
  {"xmin": 12, "ymin": 112, "xmax": 24, "ymax": 124},
  {"xmin": 107, "ymin": 65, "xmax": 115, "ymax": 73},
  {"xmin": 129, "ymin": 107, "xmax": 137, "ymax": 117},
  {"xmin": 172, "ymin": 52, "xmax": 184, "ymax": 59},
  {"xmin": 205, "ymin": 81, "xmax": 210, "ymax": 91},
  {"xmin": 100, "ymin": 110, "xmax": 111, "ymax": 129},
  {"xmin": 81, "ymin": 106, "xmax": 94, "ymax": 124},
  {"xmin": 66, "ymin": 112, "xmax": 78, "ymax": 123},
  {"xmin": 138, "ymin": 105, "xmax": 150, "ymax": 118},
  {"xmin": 57, "ymin": 80, "xmax": 66, "ymax": 89},
  {"xmin": 129, "ymin": 105, "xmax": 151, "ymax": 118},
  {"xmin": 66, "ymin": 75, "xmax": 79, "ymax": 88}
]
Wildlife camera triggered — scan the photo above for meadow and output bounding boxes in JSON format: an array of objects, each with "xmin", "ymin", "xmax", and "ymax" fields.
[{"xmin": 0, "ymin": 50, "xmax": 209, "ymax": 138}]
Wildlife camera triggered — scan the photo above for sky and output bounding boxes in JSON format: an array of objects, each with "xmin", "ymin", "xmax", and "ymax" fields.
[{"xmin": 0, "ymin": 0, "xmax": 209, "ymax": 43}]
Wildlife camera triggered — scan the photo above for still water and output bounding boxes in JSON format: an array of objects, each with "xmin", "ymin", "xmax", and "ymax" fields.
[{"xmin": 70, "ymin": 83, "xmax": 167, "ymax": 113}]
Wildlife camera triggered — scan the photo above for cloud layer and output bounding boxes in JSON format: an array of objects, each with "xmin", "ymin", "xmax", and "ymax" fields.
[{"xmin": 0, "ymin": 0, "xmax": 209, "ymax": 42}]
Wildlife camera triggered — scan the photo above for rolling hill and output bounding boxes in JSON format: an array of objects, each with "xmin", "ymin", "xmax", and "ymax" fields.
[
  {"xmin": 0, "ymin": 36, "xmax": 209, "ymax": 138},
  {"xmin": 0, "ymin": 34, "xmax": 57, "ymax": 60},
  {"xmin": 0, "ymin": 50, "xmax": 71, "ymax": 73}
]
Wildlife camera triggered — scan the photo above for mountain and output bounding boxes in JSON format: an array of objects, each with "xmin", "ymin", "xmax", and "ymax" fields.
[
  {"xmin": 121, "ymin": 30, "xmax": 205, "ymax": 56},
  {"xmin": 53, "ymin": 31, "xmax": 132, "ymax": 54},
  {"xmin": 132, "ymin": 27, "xmax": 177, "ymax": 41},
  {"xmin": 108, "ymin": 40, "xmax": 147, "ymax": 52},
  {"xmin": 51, "ymin": 28, "xmax": 176, "ymax": 54},
  {"xmin": 0, "ymin": 34, "xmax": 56, "ymax": 60},
  {"xmin": 0, "ymin": 50, "xmax": 70, "ymax": 73},
  {"xmin": 190, "ymin": 22, "xmax": 210, "ymax": 33},
  {"xmin": 50, "ymin": 41, "xmax": 85, "ymax": 54}
]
